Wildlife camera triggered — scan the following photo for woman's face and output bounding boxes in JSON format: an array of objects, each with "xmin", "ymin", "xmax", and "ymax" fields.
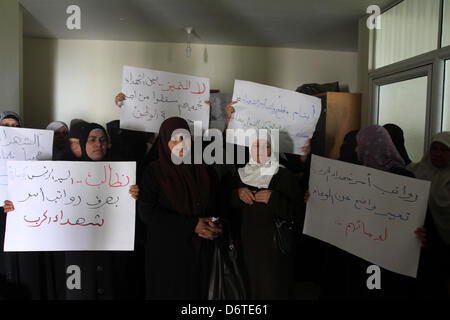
[
  {"xmin": 251, "ymin": 139, "xmax": 271, "ymax": 164},
  {"xmin": 69, "ymin": 138, "xmax": 82, "ymax": 158},
  {"xmin": 0, "ymin": 118, "xmax": 20, "ymax": 127},
  {"xmin": 85, "ymin": 130, "xmax": 108, "ymax": 161},
  {"xmin": 168, "ymin": 131, "xmax": 191, "ymax": 159},
  {"xmin": 429, "ymin": 142, "xmax": 450, "ymax": 169}
]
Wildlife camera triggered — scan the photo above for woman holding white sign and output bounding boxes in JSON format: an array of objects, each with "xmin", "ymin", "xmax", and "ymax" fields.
[
  {"xmin": 0, "ymin": 117, "xmax": 59, "ymax": 299},
  {"xmin": 1, "ymin": 201, "xmax": 22, "ymax": 298},
  {"xmin": 60, "ymin": 122, "xmax": 143, "ymax": 300},
  {"xmin": 354, "ymin": 125, "xmax": 426, "ymax": 299}
]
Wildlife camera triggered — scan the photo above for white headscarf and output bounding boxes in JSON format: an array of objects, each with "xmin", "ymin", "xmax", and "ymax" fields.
[
  {"xmin": 238, "ymin": 133, "xmax": 282, "ymax": 189},
  {"xmin": 408, "ymin": 132, "xmax": 450, "ymax": 245}
]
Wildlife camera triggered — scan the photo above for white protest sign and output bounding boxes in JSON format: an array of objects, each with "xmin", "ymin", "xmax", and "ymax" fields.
[
  {"xmin": 226, "ymin": 80, "xmax": 321, "ymax": 155},
  {"xmin": 120, "ymin": 65, "xmax": 210, "ymax": 133},
  {"xmin": 303, "ymin": 155, "xmax": 431, "ymax": 278},
  {"xmin": 0, "ymin": 127, "xmax": 53, "ymax": 204},
  {"xmin": 4, "ymin": 161, "xmax": 136, "ymax": 251}
]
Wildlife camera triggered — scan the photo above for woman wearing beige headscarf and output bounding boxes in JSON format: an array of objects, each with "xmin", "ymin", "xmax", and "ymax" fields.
[
  {"xmin": 230, "ymin": 132, "xmax": 308, "ymax": 299},
  {"xmin": 408, "ymin": 131, "xmax": 450, "ymax": 298}
]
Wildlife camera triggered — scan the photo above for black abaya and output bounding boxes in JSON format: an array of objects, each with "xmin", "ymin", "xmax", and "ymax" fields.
[{"xmin": 138, "ymin": 164, "xmax": 222, "ymax": 299}]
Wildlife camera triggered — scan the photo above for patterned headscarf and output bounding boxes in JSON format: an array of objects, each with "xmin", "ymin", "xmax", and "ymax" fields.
[
  {"xmin": 356, "ymin": 125, "xmax": 405, "ymax": 171},
  {"xmin": 0, "ymin": 111, "xmax": 22, "ymax": 127}
]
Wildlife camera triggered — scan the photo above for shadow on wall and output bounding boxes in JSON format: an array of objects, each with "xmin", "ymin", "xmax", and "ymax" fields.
[
  {"xmin": 23, "ymin": 37, "xmax": 57, "ymax": 129},
  {"xmin": 22, "ymin": 4, "xmax": 57, "ymax": 129}
]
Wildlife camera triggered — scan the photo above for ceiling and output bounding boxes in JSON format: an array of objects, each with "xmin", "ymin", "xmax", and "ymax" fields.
[{"xmin": 20, "ymin": 0, "xmax": 396, "ymax": 52}]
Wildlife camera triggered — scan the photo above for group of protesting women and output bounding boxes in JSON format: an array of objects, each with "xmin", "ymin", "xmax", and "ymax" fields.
[{"xmin": 0, "ymin": 94, "xmax": 448, "ymax": 300}]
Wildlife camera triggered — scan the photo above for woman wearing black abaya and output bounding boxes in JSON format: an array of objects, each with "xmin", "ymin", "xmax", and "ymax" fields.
[
  {"xmin": 61, "ymin": 120, "xmax": 88, "ymax": 161},
  {"xmin": 352, "ymin": 125, "xmax": 426, "ymax": 299},
  {"xmin": 229, "ymin": 133, "xmax": 308, "ymax": 300},
  {"xmin": 60, "ymin": 122, "xmax": 141, "ymax": 300},
  {"xmin": 0, "ymin": 201, "xmax": 29, "ymax": 299},
  {"xmin": 138, "ymin": 117, "xmax": 223, "ymax": 300},
  {"xmin": 0, "ymin": 113, "xmax": 56, "ymax": 299},
  {"xmin": 383, "ymin": 123, "xmax": 412, "ymax": 166},
  {"xmin": 409, "ymin": 132, "xmax": 450, "ymax": 298},
  {"xmin": 319, "ymin": 129, "xmax": 361, "ymax": 300}
]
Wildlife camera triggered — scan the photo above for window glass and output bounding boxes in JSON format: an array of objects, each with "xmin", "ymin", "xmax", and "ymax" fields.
[
  {"xmin": 442, "ymin": 0, "xmax": 450, "ymax": 47},
  {"xmin": 443, "ymin": 60, "xmax": 450, "ymax": 131},
  {"xmin": 375, "ymin": 0, "xmax": 440, "ymax": 69},
  {"xmin": 378, "ymin": 76, "xmax": 428, "ymax": 162}
]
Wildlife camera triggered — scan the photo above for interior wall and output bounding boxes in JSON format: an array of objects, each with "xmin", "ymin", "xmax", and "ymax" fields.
[
  {"xmin": 0, "ymin": 0, "xmax": 21, "ymax": 115},
  {"xmin": 23, "ymin": 38, "xmax": 358, "ymax": 129}
]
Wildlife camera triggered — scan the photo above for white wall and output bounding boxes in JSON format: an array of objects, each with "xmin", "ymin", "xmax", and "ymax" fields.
[
  {"xmin": 23, "ymin": 38, "xmax": 358, "ymax": 129},
  {"xmin": 0, "ymin": 0, "xmax": 21, "ymax": 114}
]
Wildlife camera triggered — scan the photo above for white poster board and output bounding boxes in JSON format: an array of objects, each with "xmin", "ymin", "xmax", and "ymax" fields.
[
  {"xmin": 4, "ymin": 161, "xmax": 136, "ymax": 252},
  {"xmin": 0, "ymin": 127, "xmax": 53, "ymax": 204},
  {"xmin": 226, "ymin": 80, "xmax": 321, "ymax": 155},
  {"xmin": 303, "ymin": 155, "xmax": 431, "ymax": 278},
  {"xmin": 120, "ymin": 65, "xmax": 210, "ymax": 133}
]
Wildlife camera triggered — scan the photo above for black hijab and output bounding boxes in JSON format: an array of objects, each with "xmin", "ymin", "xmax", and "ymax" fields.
[
  {"xmin": 60, "ymin": 120, "xmax": 88, "ymax": 161},
  {"xmin": 150, "ymin": 117, "xmax": 210, "ymax": 217},
  {"xmin": 339, "ymin": 130, "xmax": 360, "ymax": 164},
  {"xmin": 79, "ymin": 122, "xmax": 109, "ymax": 161},
  {"xmin": 383, "ymin": 123, "xmax": 412, "ymax": 166}
]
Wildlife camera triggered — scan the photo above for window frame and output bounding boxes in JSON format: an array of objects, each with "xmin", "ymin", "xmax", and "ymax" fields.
[
  {"xmin": 370, "ymin": 65, "xmax": 433, "ymax": 157},
  {"xmin": 368, "ymin": 0, "xmax": 450, "ymax": 153}
]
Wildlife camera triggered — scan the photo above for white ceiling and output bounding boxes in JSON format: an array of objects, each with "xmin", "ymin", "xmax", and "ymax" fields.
[{"xmin": 20, "ymin": 0, "xmax": 395, "ymax": 52}]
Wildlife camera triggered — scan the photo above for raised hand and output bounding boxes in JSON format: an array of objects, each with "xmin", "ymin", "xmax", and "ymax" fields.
[{"xmin": 115, "ymin": 92, "xmax": 126, "ymax": 107}]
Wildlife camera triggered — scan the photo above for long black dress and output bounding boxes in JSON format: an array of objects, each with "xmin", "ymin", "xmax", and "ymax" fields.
[
  {"xmin": 323, "ymin": 167, "xmax": 419, "ymax": 300},
  {"xmin": 138, "ymin": 164, "xmax": 222, "ymax": 300},
  {"xmin": 0, "ymin": 207, "xmax": 56, "ymax": 299},
  {"xmin": 57, "ymin": 123, "xmax": 145, "ymax": 300},
  {"xmin": 230, "ymin": 167, "xmax": 307, "ymax": 299}
]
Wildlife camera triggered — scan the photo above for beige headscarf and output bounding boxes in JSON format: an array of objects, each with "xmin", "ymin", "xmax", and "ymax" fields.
[
  {"xmin": 408, "ymin": 132, "xmax": 450, "ymax": 245},
  {"xmin": 238, "ymin": 133, "xmax": 282, "ymax": 189}
]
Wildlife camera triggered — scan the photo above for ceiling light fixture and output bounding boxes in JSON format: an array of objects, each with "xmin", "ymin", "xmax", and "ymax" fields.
[{"xmin": 185, "ymin": 26, "xmax": 193, "ymax": 58}]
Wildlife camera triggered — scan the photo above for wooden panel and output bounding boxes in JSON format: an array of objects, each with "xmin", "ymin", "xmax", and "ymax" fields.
[{"xmin": 324, "ymin": 92, "xmax": 361, "ymax": 159}]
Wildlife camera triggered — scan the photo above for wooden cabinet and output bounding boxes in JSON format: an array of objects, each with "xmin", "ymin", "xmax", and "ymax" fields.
[{"xmin": 311, "ymin": 92, "xmax": 361, "ymax": 160}]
